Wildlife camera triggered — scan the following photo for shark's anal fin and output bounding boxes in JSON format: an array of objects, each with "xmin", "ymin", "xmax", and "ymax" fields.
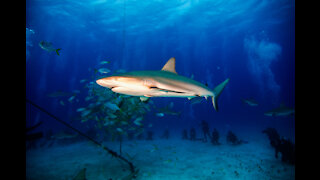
[{"xmin": 161, "ymin": 57, "xmax": 177, "ymax": 74}]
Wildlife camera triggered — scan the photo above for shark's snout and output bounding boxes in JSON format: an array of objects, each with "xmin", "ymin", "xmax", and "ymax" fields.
[
  {"xmin": 96, "ymin": 78, "xmax": 115, "ymax": 88},
  {"xmin": 96, "ymin": 79, "xmax": 103, "ymax": 86}
]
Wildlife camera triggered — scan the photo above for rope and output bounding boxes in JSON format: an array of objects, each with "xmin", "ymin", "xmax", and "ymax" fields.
[{"xmin": 26, "ymin": 98, "xmax": 136, "ymax": 173}]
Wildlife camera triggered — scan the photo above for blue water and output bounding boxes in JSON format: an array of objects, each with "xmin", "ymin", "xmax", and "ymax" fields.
[{"xmin": 26, "ymin": 0, "xmax": 295, "ymax": 179}]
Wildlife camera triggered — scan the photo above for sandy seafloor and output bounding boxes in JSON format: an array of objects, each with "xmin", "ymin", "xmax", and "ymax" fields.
[{"xmin": 26, "ymin": 133, "xmax": 295, "ymax": 180}]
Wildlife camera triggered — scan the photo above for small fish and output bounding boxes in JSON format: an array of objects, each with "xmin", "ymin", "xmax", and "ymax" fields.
[
  {"xmin": 81, "ymin": 110, "xmax": 92, "ymax": 117},
  {"xmin": 59, "ymin": 100, "xmax": 65, "ymax": 106},
  {"xmin": 100, "ymin": 61, "xmax": 109, "ymax": 65},
  {"xmin": 148, "ymin": 124, "xmax": 152, "ymax": 128},
  {"xmin": 39, "ymin": 41, "xmax": 61, "ymax": 55},
  {"xmin": 156, "ymin": 113, "xmax": 164, "ymax": 117},
  {"xmin": 135, "ymin": 117, "xmax": 143, "ymax": 122},
  {"xmin": 121, "ymin": 121, "xmax": 128, "ymax": 125},
  {"xmin": 134, "ymin": 117, "xmax": 143, "ymax": 126},
  {"xmin": 85, "ymin": 96, "xmax": 94, "ymax": 101},
  {"xmin": 26, "ymin": 28, "xmax": 35, "ymax": 35},
  {"xmin": 241, "ymin": 98, "xmax": 258, "ymax": 106},
  {"xmin": 108, "ymin": 113, "xmax": 117, "ymax": 119},
  {"xmin": 134, "ymin": 121, "xmax": 142, "ymax": 126},
  {"xmin": 80, "ymin": 79, "xmax": 87, "ymax": 83},
  {"xmin": 76, "ymin": 107, "xmax": 86, "ymax": 112},
  {"xmin": 98, "ymin": 68, "xmax": 110, "ymax": 74},
  {"xmin": 116, "ymin": 128, "xmax": 123, "ymax": 132},
  {"xmin": 68, "ymin": 95, "xmax": 76, "ymax": 102},
  {"xmin": 129, "ymin": 127, "xmax": 137, "ymax": 130},
  {"xmin": 104, "ymin": 102, "xmax": 120, "ymax": 111}
]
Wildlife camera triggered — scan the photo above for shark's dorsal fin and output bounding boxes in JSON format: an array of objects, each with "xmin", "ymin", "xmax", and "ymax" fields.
[{"xmin": 161, "ymin": 57, "xmax": 177, "ymax": 74}]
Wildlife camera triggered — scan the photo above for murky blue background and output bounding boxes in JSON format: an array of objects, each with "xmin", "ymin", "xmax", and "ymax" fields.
[{"xmin": 26, "ymin": 0, "xmax": 295, "ymax": 140}]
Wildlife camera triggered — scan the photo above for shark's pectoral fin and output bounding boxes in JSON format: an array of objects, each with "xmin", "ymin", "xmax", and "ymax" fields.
[
  {"xmin": 161, "ymin": 57, "xmax": 177, "ymax": 74},
  {"xmin": 140, "ymin": 97, "xmax": 150, "ymax": 101}
]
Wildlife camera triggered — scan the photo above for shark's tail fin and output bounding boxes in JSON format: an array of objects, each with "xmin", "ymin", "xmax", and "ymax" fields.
[
  {"xmin": 56, "ymin": 48, "xmax": 61, "ymax": 55},
  {"xmin": 211, "ymin": 78, "xmax": 230, "ymax": 111}
]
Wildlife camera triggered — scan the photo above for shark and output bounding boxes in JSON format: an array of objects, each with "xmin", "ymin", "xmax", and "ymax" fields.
[
  {"xmin": 264, "ymin": 104, "xmax": 295, "ymax": 117},
  {"xmin": 96, "ymin": 57, "xmax": 229, "ymax": 111},
  {"xmin": 241, "ymin": 98, "xmax": 258, "ymax": 106}
]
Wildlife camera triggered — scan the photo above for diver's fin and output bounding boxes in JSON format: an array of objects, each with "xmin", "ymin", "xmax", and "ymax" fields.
[
  {"xmin": 211, "ymin": 78, "xmax": 230, "ymax": 111},
  {"xmin": 140, "ymin": 97, "xmax": 150, "ymax": 102},
  {"xmin": 56, "ymin": 48, "xmax": 61, "ymax": 55},
  {"xmin": 161, "ymin": 57, "xmax": 177, "ymax": 74}
]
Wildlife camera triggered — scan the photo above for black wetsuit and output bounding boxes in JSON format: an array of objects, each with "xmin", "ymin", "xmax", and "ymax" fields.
[
  {"xmin": 190, "ymin": 128, "xmax": 196, "ymax": 141},
  {"xmin": 201, "ymin": 120, "xmax": 211, "ymax": 142}
]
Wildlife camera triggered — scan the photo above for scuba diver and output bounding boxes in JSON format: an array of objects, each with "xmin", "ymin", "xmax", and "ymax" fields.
[
  {"xmin": 210, "ymin": 128, "xmax": 221, "ymax": 145},
  {"xmin": 189, "ymin": 128, "xmax": 196, "ymax": 141},
  {"xmin": 146, "ymin": 131, "xmax": 154, "ymax": 140},
  {"xmin": 226, "ymin": 131, "xmax": 248, "ymax": 145},
  {"xmin": 201, "ymin": 120, "xmax": 211, "ymax": 142},
  {"xmin": 161, "ymin": 128, "xmax": 170, "ymax": 139},
  {"xmin": 182, "ymin": 129, "xmax": 189, "ymax": 140},
  {"xmin": 262, "ymin": 127, "xmax": 295, "ymax": 164}
]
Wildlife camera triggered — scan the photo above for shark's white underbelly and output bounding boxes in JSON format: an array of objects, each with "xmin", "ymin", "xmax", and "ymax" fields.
[{"xmin": 111, "ymin": 86, "xmax": 200, "ymax": 98}]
